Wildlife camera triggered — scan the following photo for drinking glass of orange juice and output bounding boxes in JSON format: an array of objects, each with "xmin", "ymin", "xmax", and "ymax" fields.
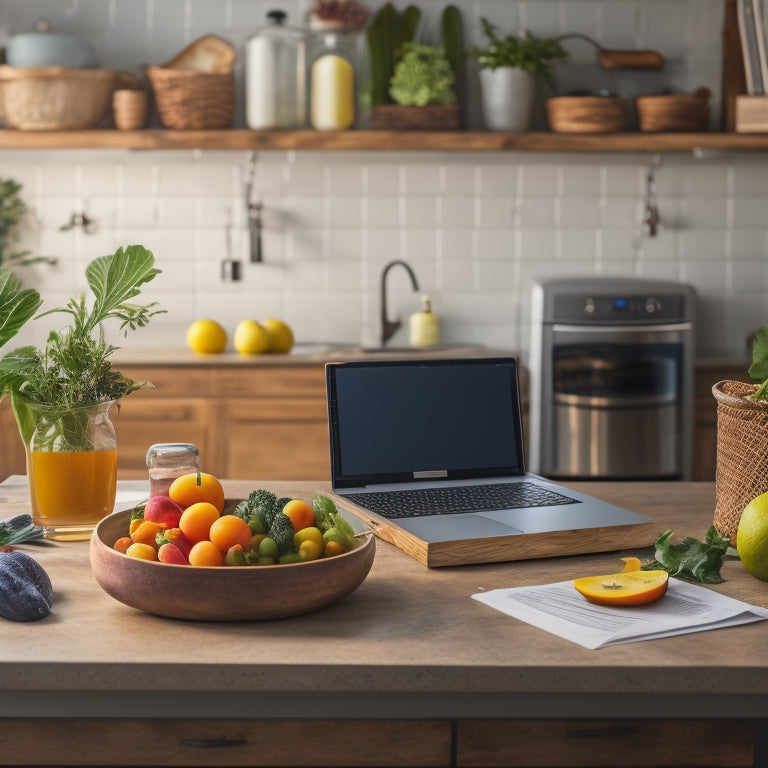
[{"xmin": 23, "ymin": 399, "xmax": 118, "ymax": 541}]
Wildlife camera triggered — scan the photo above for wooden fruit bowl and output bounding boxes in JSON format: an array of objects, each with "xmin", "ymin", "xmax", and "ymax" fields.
[{"xmin": 90, "ymin": 509, "xmax": 375, "ymax": 621}]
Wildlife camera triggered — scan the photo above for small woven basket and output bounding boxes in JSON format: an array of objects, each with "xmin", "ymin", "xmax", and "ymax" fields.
[
  {"xmin": 712, "ymin": 380, "xmax": 768, "ymax": 543},
  {"xmin": 147, "ymin": 66, "xmax": 234, "ymax": 129}
]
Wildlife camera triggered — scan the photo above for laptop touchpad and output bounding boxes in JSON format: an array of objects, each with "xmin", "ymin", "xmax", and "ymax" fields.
[{"xmin": 398, "ymin": 514, "xmax": 523, "ymax": 543}]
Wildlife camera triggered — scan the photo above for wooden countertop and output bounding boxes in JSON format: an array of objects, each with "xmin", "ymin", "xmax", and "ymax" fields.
[{"xmin": 1, "ymin": 480, "xmax": 767, "ymax": 721}]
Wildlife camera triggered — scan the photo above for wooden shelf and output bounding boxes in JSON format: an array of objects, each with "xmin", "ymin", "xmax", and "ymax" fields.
[{"xmin": 3, "ymin": 128, "xmax": 768, "ymax": 152}]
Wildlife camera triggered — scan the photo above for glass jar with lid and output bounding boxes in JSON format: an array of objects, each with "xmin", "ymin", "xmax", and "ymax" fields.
[
  {"xmin": 308, "ymin": 29, "xmax": 358, "ymax": 130},
  {"xmin": 146, "ymin": 443, "xmax": 201, "ymax": 498},
  {"xmin": 245, "ymin": 10, "xmax": 307, "ymax": 129}
]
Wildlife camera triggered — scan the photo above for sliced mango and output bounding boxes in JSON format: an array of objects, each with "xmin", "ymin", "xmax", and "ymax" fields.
[{"xmin": 573, "ymin": 569, "xmax": 669, "ymax": 606}]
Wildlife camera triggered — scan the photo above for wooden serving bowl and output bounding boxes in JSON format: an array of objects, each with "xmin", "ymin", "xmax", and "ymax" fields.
[
  {"xmin": 90, "ymin": 509, "xmax": 375, "ymax": 621},
  {"xmin": 546, "ymin": 95, "xmax": 627, "ymax": 133}
]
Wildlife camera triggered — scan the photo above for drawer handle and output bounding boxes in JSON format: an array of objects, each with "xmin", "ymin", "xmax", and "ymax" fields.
[
  {"xmin": 566, "ymin": 726, "xmax": 637, "ymax": 739},
  {"xmin": 180, "ymin": 737, "xmax": 248, "ymax": 749}
]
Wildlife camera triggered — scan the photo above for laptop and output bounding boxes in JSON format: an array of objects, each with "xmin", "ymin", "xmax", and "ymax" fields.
[{"xmin": 325, "ymin": 356, "xmax": 656, "ymax": 567}]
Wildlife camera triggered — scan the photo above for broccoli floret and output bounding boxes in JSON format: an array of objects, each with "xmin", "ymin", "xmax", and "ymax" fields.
[
  {"xmin": 267, "ymin": 512, "xmax": 296, "ymax": 557},
  {"xmin": 233, "ymin": 489, "xmax": 281, "ymax": 533}
]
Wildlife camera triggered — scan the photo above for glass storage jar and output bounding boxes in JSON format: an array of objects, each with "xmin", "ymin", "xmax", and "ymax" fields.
[
  {"xmin": 245, "ymin": 9, "xmax": 307, "ymax": 129},
  {"xmin": 309, "ymin": 30, "xmax": 357, "ymax": 130},
  {"xmin": 146, "ymin": 443, "xmax": 200, "ymax": 498}
]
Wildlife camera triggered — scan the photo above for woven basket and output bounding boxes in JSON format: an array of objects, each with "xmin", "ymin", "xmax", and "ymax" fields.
[
  {"xmin": 369, "ymin": 104, "xmax": 459, "ymax": 130},
  {"xmin": 546, "ymin": 96, "xmax": 626, "ymax": 133},
  {"xmin": 0, "ymin": 65, "xmax": 119, "ymax": 130},
  {"xmin": 712, "ymin": 380, "xmax": 768, "ymax": 543},
  {"xmin": 635, "ymin": 87, "xmax": 710, "ymax": 132},
  {"xmin": 147, "ymin": 66, "xmax": 234, "ymax": 129}
]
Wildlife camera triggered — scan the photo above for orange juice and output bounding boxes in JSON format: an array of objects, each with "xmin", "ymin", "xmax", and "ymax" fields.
[{"xmin": 29, "ymin": 449, "xmax": 118, "ymax": 539}]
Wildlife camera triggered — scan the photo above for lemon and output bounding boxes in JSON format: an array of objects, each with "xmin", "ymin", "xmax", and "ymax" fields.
[
  {"xmin": 233, "ymin": 320, "xmax": 270, "ymax": 355},
  {"xmin": 186, "ymin": 320, "xmax": 227, "ymax": 354},
  {"xmin": 261, "ymin": 318, "xmax": 294, "ymax": 353},
  {"xmin": 737, "ymin": 491, "xmax": 768, "ymax": 581}
]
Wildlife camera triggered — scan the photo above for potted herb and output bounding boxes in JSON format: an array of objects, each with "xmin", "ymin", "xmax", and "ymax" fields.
[
  {"xmin": 470, "ymin": 17, "xmax": 568, "ymax": 131},
  {"xmin": 0, "ymin": 245, "xmax": 163, "ymax": 541}
]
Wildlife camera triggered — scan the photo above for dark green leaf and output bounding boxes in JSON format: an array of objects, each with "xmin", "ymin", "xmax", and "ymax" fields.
[
  {"xmin": 644, "ymin": 526, "xmax": 731, "ymax": 584},
  {"xmin": 0, "ymin": 270, "xmax": 42, "ymax": 351}
]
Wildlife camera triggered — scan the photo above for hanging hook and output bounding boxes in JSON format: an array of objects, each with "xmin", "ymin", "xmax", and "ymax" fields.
[{"xmin": 643, "ymin": 155, "xmax": 661, "ymax": 237}]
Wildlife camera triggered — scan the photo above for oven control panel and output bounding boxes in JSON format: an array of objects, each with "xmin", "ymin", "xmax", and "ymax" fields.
[{"xmin": 553, "ymin": 293, "xmax": 688, "ymax": 323}]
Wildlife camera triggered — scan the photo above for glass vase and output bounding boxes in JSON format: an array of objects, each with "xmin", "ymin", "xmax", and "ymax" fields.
[{"xmin": 17, "ymin": 398, "xmax": 118, "ymax": 541}]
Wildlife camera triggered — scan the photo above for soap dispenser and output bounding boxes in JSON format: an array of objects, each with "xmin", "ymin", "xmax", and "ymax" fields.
[{"xmin": 410, "ymin": 295, "xmax": 440, "ymax": 347}]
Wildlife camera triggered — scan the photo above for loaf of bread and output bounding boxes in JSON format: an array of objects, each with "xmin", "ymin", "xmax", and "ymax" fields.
[{"xmin": 162, "ymin": 34, "xmax": 236, "ymax": 74}]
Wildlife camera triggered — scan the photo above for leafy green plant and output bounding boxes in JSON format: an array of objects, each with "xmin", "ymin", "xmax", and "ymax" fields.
[
  {"xmin": 0, "ymin": 270, "xmax": 42, "ymax": 352},
  {"xmin": 0, "ymin": 245, "xmax": 164, "ymax": 448},
  {"xmin": 389, "ymin": 43, "xmax": 456, "ymax": 106},
  {"xmin": 748, "ymin": 325, "xmax": 768, "ymax": 400},
  {"xmin": 470, "ymin": 17, "xmax": 568, "ymax": 82},
  {"xmin": 642, "ymin": 526, "xmax": 733, "ymax": 584},
  {"xmin": 0, "ymin": 178, "xmax": 55, "ymax": 268}
]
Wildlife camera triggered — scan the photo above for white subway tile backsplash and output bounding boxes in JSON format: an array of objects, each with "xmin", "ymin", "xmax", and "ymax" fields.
[{"xmin": 0, "ymin": 0, "xmax": 762, "ymax": 358}]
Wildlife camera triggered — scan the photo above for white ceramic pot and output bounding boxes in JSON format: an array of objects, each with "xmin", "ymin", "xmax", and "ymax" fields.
[{"xmin": 479, "ymin": 67, "xmax": 536, "ymax": 131}]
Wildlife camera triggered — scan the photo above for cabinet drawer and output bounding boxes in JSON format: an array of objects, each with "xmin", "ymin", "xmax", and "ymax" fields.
[
  {"xmin": 456, "ymin": 719, "xmax": 754, "ymax": 767},
  {"xmin": 2, "ymin": 718, "xmax": 452, "ymax": 767},
  {"xmin": 118, "ymin": 366, "xmax": 215, "ymax": 397},
  {"xmin": 213, "ymin": 366, "xmax": 325, "ymax": 397}
]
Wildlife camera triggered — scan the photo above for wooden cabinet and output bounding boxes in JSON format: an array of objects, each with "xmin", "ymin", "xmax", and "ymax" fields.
[
  {"xmin": 113, "ymin": 363, "xmax": 329, "ymax": 481},
  {"xmin": 456, "ymin": 719, "xmax": 754, "ymax": 768},
  {"xmin": 1, "ymin": 717, "xmax": 755, "ymax": 767}
]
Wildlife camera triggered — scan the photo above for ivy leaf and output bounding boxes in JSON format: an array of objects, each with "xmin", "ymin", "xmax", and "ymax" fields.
[{"xmin": 643, "ymin": 526, "xmax": 731, "ymax": 584}]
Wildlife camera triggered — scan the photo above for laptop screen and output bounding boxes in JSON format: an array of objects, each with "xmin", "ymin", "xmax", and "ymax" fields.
[{"xmin": 326, "ymin": 357, "xmax": 526, "ymax": 488}]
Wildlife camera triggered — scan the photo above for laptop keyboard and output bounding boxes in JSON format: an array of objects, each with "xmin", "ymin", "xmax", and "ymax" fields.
[{"xmin": 345, "ymin": 481, "xmax": 578, "ymax": 519}]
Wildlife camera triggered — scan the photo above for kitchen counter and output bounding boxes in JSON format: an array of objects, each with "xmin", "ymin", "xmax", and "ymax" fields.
[
  {"xmin": 1, "ymin": 480, "xmax": 766, "ymax": 715},
  {"xmin": 0, "ymin": 480, "xmax": 767, "ymax": 768},
  {"xmin": 111, "ymin": 344, "xmax": 504, "ymax": 367}
]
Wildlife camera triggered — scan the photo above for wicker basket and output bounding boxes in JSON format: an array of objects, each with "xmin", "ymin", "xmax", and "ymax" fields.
[
  {"xmin": 635, "ymin": 87, "xmax": 710, "ymax": 132},
  {"xmin": 147, "ymin": 66, "xmax": 234, "ymax": 130},
  {"xmin": 0, "ymin": 65, "xmax": 119, "ymax": 130},
  {"xmin": 369, "ymin": 104, "xmax": 459, "ymax": 130},
  {"xmin": 545, "ymin": 96, "xmax": 626, "ymax": 133},
  {"xmin": 712, "ymin": 380, "xmax": 768, "ymax": 543}
]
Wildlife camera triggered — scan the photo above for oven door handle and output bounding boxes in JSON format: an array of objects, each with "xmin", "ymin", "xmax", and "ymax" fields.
[{"xmin": 551, "ymin": 322, "xmax": 693, "ymax": 334}]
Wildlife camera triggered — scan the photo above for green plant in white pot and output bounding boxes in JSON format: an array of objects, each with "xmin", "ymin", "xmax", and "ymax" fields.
[{"xmin": 470, "ymin": 17, "xmax": 567, "ymax": 131}]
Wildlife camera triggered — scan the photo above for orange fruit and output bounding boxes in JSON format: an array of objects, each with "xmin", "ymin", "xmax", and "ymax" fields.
[
  {"xmin": 573, "ymin": 569, "xmax": 669, "ymax": 606},
  {"xmin": 186, "ymin": 320, "xmax": 227, "ymax": 354},
  {"xmin": 179, "ymin": 501, "xmax": 221, "ymax": 544},
  {"xmin": 282, "ymin": 499, "xmax": 316, "ymax": 531},
  {"xmin": 209, "ymin": 514, "xmax": 253, "ymax": 553},
  {"xmin": 125, "ymin": 542, "xmax": 158, "ymax": 561},
  {"xmin": 169, "ymin": 472, "xmax": 225, "ymax": 513},
  {"xmin": 188, "ymin": 539, "xmax": 225, "ymax": 567}
]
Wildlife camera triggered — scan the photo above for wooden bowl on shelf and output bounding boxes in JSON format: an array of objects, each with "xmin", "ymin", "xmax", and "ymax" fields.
[
  {"xmin": 635, "ymin": 87, "xmax": 710, "ymax": 132},
  {"xmin": 90, "ymin": 508, "xmax": 375, "ymax": 621},
  {"xmin": 546, "ymin": 95, "xmax": 627, "ymax": 133}
]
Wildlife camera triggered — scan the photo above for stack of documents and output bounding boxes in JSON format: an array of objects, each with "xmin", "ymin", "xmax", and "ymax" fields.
[{"xmin": 473, "ymin": 579, "xmax": 768, "ymax": 650}]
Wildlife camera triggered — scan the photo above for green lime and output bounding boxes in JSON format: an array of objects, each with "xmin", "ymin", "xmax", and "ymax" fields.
[{"xmin": 737, "ymin": 491, "xmax": 768, "ymax": 581}]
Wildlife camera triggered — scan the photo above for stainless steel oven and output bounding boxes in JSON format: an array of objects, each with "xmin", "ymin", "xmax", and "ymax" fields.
[{"xmin": 528, "ymin": 277, "xmax": 695, "ymax": 480}]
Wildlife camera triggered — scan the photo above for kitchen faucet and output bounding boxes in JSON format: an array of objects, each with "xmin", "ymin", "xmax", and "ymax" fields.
[{"xmin": 380, "ymin": 260, "xmax": 420, "ymax": 347}]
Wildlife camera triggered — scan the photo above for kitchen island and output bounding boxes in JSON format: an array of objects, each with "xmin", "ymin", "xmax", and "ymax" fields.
[{"xmin": 0, "ymin": 480, "xmax": 766, "ymax": 767}]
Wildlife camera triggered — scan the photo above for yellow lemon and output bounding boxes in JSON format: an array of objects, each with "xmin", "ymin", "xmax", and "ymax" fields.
[
  {"xmin": 233, "ymin": 320, "xmax": 270, "ymax": 355},
  {"xmin": 261, "ymin": 318, "xmax": 294, "ymax": 353},
  {"xmin": 737, "ymin": 491, "xmax": 768, "ymax": 581},
  {"xmin": 186, "ymin": 320, "xmax": 227, "ymax": 354}
]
